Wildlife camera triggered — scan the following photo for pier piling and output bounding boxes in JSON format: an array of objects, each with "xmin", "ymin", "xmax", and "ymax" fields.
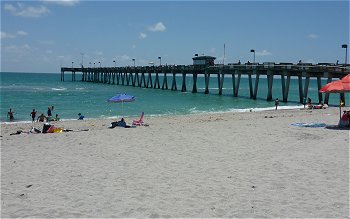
[{"xmin": 253, "ymin": 73, "xmax": 260, "ymax": 100}]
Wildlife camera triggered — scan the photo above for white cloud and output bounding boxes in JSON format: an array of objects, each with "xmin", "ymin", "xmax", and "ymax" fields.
[
  {"xmin": 1, "ymin": 32, "xmax": 16, "ymax": 39},
  {"xmin": 4, "ymin": 3, "xmax": 50, "ymax": 18},
  {"xmin": 139, "ymin": 32, "xmax": 147, "ymax": 39},
  {"xmin": 307, "ymin": 33, "xmax": 319, "ymax": 39},
  {"xmin": 42, "ymin": 0, "xmax": 79, "ymax": 6},
  {"xmin": 1, "ymin": 31, "xmax": 28, "ymax": 39},
  {"xmin": 4, "ymin": 4, "xmax": 17, "ymax": 13},
  {"xmin": 17, "ymin": 30, "xmax": 28, "ymax": 36},
  {"xmin": 4, "ymin": 44, "xmax": 32, "ymax": 57},
  {"xmin": 148, "ymin": 22, "xmax": 166, "ymax": 32},
  {"xmin": 256, "ymin": 50, "xmax": 272, "ymax": 56}
]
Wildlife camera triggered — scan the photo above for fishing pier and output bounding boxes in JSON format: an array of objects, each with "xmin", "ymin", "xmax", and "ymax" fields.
[{"xmin": 61, "ymin": 56, "xmax": 349, "ymax": 104}]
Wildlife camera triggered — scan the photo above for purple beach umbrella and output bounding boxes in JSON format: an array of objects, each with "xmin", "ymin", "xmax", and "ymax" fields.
[{"xmin": 107, "ymin": 93, "xmax": 136, "ymax": 116}]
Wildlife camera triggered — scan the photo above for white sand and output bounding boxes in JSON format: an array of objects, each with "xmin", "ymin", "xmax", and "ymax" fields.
[{"xmin": 1, "ymin": 107, "xmax": 349, "ymax": 218}]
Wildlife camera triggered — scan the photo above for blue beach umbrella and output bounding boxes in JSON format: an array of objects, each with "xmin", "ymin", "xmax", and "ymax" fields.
[{"xmin": 107, "ymin": 93, "xmax": 136, "ymax": 117}]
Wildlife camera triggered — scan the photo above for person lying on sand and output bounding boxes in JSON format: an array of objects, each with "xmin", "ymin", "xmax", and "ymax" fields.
[
  {"xmin": 110, "ymin": 118, "xmax": 131, "ymax": 128},
  {"xmin": 10, "ymin": 126, "xmax": 88, "ymax": 135},
  {"xmin": 10, "ymin": 127, "xmax": 41, "ymax": 135},
  {"xmin": 313, "ymin": 102, "xmax": 327, "ymax": 109}
]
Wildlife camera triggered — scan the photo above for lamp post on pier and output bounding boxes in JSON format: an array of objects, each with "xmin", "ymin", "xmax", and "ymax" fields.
[
  {"xmin": 342, "ymin": 44, "xmax": 348, "ymax": 65},
  {"xmin": 250, "ymin": 49, "xmax": 255, "ymax": 64},
  {"xmin": 113, "ymin": 60, "xmax": 116, "ymax": 68},
  {"xmin": 72, "ymin": 61, "xmax": 74, "ymax": 68},
  {"xmin": 158, "ymin": 56, "xmax": 162, "ymax": 66},
  {"xmin": 89, "ymin": 62, "xmax": 92, "ymax": 68},
  {"xmin": 80, "ymin": 52, "xmax": 84, "ymax": 67},
  {"xmin": 98, "ymin": 61, "xmax": 101, "ymax": 67},
  {"xmin": 132, "ymin": 58, "xmax": 135, "ymax": 67},
  {"xmin": 94, "ymin": 62, "xmax": 95, "ymax": 68}
]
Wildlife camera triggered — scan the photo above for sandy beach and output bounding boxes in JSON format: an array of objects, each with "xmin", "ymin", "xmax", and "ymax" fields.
[{"xmin": 1, "ymin": 107, "xmax": 349, "ymax": 218}]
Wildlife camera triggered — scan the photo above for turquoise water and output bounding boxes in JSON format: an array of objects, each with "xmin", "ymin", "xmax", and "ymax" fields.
[{"xmin": 0, "ymin": 72, "xmax": 346, "ymax": 123}]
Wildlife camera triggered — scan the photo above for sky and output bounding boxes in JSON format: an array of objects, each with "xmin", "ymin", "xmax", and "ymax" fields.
[{"xmin": 1, "ymin": 0, "xmax": 349, "ymax": 73}]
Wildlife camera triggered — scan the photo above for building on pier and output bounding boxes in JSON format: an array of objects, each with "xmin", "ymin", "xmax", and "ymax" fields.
[{"xmin": 192, "ymin": 55, "xmax": 216, "ymax": 66}]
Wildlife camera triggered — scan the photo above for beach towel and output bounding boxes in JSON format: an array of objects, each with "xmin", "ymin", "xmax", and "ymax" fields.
[
  {"xmin": 63, "ymin": 129, "xmax": 89, "ymax": 132},
  {"xmin": 291, "ymin": 123, "xmax": 327, "ymax": 128}
]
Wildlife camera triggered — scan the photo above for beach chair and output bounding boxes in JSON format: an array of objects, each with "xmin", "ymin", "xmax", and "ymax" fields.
[{"xmin": 132, "ymin": 112, "xmax": 144, "ymax": 126}]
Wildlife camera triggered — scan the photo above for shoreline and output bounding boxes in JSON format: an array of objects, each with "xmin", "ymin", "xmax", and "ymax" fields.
[
  {"xmin": 1, "ymin": 107, "xmax": 348, "ymax": 217},
  {"xmin": 0, "ymin": 104, "xmax": 305, "ymax": 125}
]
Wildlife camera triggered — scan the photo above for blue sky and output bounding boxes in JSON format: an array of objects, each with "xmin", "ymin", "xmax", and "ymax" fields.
[{"xmin": 1, "ymin": 0, "xmax": 349, "ymax": 73}]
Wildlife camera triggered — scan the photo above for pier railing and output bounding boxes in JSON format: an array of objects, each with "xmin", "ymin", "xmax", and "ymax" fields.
[{"xmin": 61, "ymin": 63, "xmax": 349, "ymax": 104}]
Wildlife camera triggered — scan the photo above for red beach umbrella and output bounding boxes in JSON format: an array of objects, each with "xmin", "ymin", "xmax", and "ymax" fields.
[
  {"xmin": 340, "ymin": 74, "xmax": 350, "ymax": 90},
  {"xmin": 340, "ymin": 74, "xmax": 350, "ymax": 83},
  {"xmin": 319, "ymin": 80, "xmax": 348, "ymax": 93},
  {"xmin": 319, "ymin": 78, "xmax": 349, "ymax": 120}
]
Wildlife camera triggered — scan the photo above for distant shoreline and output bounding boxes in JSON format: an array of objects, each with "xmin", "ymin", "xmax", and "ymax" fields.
[{"xmin": 0, "ymin": 71, "xmax": 61, "ymax": 74}]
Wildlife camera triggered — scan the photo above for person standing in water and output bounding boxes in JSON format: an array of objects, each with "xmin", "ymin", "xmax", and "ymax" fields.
[
  {"xmin": 30, "ymin": 109, "xmax": 37, "ymax": 122},
  {"xmin": 47, "ymin": 106, "xmax": 52, "ymax": 117},
  {"xmin": 7, "ymin": 108, "xmax": 14, "ymax": 121}
]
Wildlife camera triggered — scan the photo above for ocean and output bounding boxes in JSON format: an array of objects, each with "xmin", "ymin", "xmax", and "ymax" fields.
[{"xmin": 0, "ymin": 72, "xmax": 345, "ymax": 123}]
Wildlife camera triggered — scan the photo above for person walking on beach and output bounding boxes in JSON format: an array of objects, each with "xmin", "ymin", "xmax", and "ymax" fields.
[
  {"xmin": 274, "ymin": 98, "xmax": 279, "ymax": 110},
  {"xmin": 30, "ymin": 109, "xmax": 37, "ymax": 122},
  {"xmin": 7, "ymin": 108, "xmax": 14, "ymax": 121}
]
